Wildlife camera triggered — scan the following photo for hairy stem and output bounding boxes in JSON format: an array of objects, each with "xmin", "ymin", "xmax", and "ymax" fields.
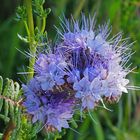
[{"xmin": 24, "ymin": 0, "xmax": 36, "ymax": 80}]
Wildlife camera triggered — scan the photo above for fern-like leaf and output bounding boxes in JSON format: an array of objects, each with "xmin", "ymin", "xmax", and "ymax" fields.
[{"xmin": 0, "ymin": 76, "xmax": 22, "ymax": 139}]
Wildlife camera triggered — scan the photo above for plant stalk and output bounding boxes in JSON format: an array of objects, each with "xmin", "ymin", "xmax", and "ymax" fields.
[{"xmin": 24, "ymin": 0, "xmax": 36, "ymax": 80}]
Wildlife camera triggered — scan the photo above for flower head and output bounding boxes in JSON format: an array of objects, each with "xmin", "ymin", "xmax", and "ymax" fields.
[
  {"xmin": 56, "ymin": 14, "xmax": 131, "ymax": 109},
  {"xmin": 22, "ymin": 14, "xmax": 133, "ymax": 132}
]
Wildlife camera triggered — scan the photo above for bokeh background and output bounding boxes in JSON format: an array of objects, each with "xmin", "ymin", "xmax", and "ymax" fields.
[{"xmin": 0, "ymin": 0, "xmax": 140, "ymax": 139}]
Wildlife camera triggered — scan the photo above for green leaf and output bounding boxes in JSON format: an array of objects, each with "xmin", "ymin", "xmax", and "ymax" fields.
[{"xmin": 0, "ymin": 76, "xmax": 21, "ymax": 127}]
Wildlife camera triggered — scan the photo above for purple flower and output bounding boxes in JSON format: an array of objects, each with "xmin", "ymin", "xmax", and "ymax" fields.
[
  {"xmin": 35, "ymin": 54, "xmax": 49, "ymax": 74},
  {"xmin": 22, "ymin": 78, "xmax": 75, "ymax": 132},
  {"xmin": 45, "ymin": 93, "xmax": 75, "ymax": 131},
  {"xmin": 56, "ymin": 14, "xmax": 131, "ymax": 108},
  {"xmin": 22, "ymin": 14, "xmax": 133, "ymax": 133},
  {"xmin": 35, "ymin": 53, "xmax": 67, "ymax": 90},
  {"xmin": 73, "ymin": 77, "xmax": 101, "ymax": 109},
  {"xmin": 67, "ymin": 69, "xmax": 80, "ymax": 83}
]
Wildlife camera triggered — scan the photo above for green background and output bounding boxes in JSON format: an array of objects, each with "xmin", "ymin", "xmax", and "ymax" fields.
[{"xmin": 0, "ymin": 0, "xmax": 140, "ymax": 139}]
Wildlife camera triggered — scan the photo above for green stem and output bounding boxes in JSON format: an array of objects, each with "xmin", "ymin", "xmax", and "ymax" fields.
[
  {"xmin": 41, "ymin": 17, "xmax": 46, "ymax": 33},
  {"xmin": 24, "ymin": 0, "xmax": 36, "ymax": 80},
  {"xmin": 23, "ymin": 20, "xmax": 30, "ymax": 37}
]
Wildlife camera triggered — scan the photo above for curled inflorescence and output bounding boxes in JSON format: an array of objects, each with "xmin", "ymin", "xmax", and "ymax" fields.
[{"xmin": 22, "ymin": 14, "xmax": 133, "ymax": 132}]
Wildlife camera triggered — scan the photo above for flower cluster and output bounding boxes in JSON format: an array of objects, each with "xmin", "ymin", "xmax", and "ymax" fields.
[
  {"xmin": 23, "ymin": 15, "xmax": 132, "ymax": 132},
  {"xmin": 23, "ymin": 78, "xmax": 75, "ymax": 132}
]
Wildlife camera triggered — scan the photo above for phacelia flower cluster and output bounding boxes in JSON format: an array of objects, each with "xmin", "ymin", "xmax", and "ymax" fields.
[{"xmin": 23, "ymin": 15, "xmax": 132, "ymax": 132}]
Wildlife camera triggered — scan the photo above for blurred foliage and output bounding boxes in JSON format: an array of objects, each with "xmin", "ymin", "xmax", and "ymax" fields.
[{"xmin": 0, "ymin": 0, "xmax": 140, "ymax": 140}]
